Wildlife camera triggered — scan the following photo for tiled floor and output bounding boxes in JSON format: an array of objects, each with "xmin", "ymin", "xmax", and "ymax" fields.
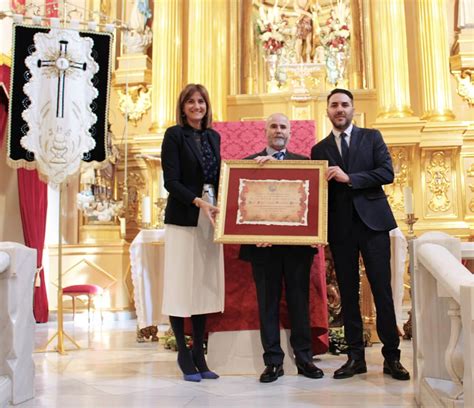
[{"xmin": 22, "ymin": 317, "xmax": 416, "ymax": 407}]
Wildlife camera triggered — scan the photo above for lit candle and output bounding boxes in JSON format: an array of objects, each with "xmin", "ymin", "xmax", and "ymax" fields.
[
  {"xmin": 119, "ymin": 217, "xmax": 126, "ymax": 237},
  {"xmin": 403, "ymin": 186, "xmax": 413, "ymax": 214},
  {"xmin": 142, "ymin": 196, "xmax": 151, "ymax": 224}
]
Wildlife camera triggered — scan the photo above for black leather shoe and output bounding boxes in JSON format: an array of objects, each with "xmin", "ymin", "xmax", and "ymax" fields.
[
  {"xmin": 383, "ymin": 360, "xmax": 410, "ymax": 381},
  {"xmin": 333, "ymin": 358, "xmax": 367, "ymax": 379},
  {"xmin": 259, "ymin": 364, "xmax": 284, "ymax": 383},
  {"xmin": 296, "ymin": 361, "xmax": 324, "ymax": 379}
]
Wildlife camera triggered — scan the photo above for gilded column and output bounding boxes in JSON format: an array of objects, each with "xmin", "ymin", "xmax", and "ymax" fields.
[
  {"xmin": 360, "ymin": 0, "xmax": 374, "ymax": 89},
  {"xmin": 228, "ymin": 0, "xmax": 239, "ymax": 96},
  {"xmin": 415, "ymin": 0, "xmax": 455, "ymax": 121},
  {"xmin": 348, "ymin": 0, "xmax": 363, "ymax": 89},
  {"xmin": 150, "ymin": 0, "xmax": 183, "ymax": 133},
  {"xmin": 371, "ymin": 0, "xmax": 413, "ymax": 118},
  {"xmin": 241, "ymin": 0, "xmax": 255, "ymax": 94},
  {"xmin": 186, "ymin": 0, "xmax": 228, "ymax": 120}
]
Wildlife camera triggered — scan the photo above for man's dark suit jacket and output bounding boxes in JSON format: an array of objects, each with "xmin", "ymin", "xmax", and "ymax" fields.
[
  {"xmin": 239, "ymin": 149, "xmax": 317, "ymax": 263},
  {"xmin": 311, "ymin": 126, "xmax": 396, "ymax": 244},
  {"xmin": 161, "ymin": 124, "xmax": 221, "ymax": 227}
]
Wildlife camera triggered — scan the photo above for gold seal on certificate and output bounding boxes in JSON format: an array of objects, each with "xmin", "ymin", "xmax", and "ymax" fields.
[{"xmin": 237, "ymin": 179, "xmax": 309, "ymax": 226}]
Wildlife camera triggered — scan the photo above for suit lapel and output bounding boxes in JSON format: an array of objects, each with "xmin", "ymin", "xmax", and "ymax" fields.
[
  {"xmin": 348, "ymin": 126, "xmax": 362, "ymax": 170},
  {"xmin": 183, "ymin": 126, "xmax": 204, "ymax": 168},
  {"xmin": 327, "ymin": 133, "xmax": 345, "ymax": 168}
]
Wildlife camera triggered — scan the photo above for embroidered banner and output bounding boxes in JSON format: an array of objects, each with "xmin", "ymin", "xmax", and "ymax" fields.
[{"xmin": 7, "ymin": 25, "xmax": 113, "ymax": 185}]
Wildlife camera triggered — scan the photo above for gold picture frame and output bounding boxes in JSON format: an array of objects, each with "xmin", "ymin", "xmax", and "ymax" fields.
[{"xmin": 214, "ymin": 160, "xmax": 328, "ymax": 245}]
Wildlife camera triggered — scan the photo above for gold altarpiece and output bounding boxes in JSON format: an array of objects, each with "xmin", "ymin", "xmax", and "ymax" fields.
[{"xmin": 49, "ymin": 1, "xmax": 473, "ymax": 318}]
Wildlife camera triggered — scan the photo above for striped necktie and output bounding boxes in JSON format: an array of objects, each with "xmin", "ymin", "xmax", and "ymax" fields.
[{"xmin": 272, "ymin": 151, "xmax": 285, "ymax": 160}]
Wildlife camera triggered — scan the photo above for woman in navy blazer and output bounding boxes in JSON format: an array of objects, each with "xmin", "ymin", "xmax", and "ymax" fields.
[{"xmin": 161, "ymin": 84, "xmax": 224, "ymax": 382}]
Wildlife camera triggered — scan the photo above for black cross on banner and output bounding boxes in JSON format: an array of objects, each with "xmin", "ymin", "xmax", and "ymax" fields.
[{"xmin": 37, "ymin": 40, "xmax": 87, "ymax": 118}]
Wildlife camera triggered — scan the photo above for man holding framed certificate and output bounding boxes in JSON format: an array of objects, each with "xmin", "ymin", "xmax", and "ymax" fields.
[
  {"xmin": 311, "ymin": 89, "xmax": 410, "ymax": 381},
  {"xmin": 239, "ymin": 113, "xmax": 324, "ymax": 383}
]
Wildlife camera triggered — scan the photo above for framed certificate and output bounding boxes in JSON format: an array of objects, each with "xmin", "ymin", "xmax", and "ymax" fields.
[{"xmin": 214, "ymin": 160, "xmax": 328, "ymax": 245}]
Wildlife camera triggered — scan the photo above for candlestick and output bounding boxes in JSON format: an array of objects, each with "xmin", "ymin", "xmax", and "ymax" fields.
[
  {"xmin": 142, "ymin": 196, "xmax": 151, "ymax": 227},
  {"xmin": 403, "ymin": 186, "xmax": 413, "ymax": 214},
  {"xmin": 404, "ymin": 213, "xmax": 418, "ymax": 240},
  {"xmin": 119, "ymin": 217, "xmax": 126, "ymax": 238}
]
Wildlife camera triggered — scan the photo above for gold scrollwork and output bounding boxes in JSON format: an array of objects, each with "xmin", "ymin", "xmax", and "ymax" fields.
[
  {"xmin": 426, "ymin": 151, "xmax": 451, "ymax": 212},
  {"xmin": 387, "ymin": 146, "xmax": 409, "ymax": 213},
  {"xmin": 119, "ymin": 172, "xmax": 145, "ymax": 222},
  {"xmin": 467, "ymin": 163, "xmax": 474, "ymax": 212},
  {"xmin": 117, "ymin": 85, "xmax": 152, "ymax": 126},
  {"xmin": 453, "ymin": 70, "xmax": 474, "ymax": 107}
]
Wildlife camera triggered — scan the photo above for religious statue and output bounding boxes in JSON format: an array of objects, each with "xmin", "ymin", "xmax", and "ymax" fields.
[
  {"xmin": 458, "ymin": 0, "xmax": 474, "ymax": 29},
  {"xmin": 124, "ymin": 0, "xmax": 153, "ymax": 54},
  {"xmin": 293, "ymin": 0, "xmax": 321, "ymax": 63}
]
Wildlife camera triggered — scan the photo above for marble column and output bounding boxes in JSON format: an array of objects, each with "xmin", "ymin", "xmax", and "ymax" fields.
[
  {"xmin": 415, "ymin": 0, "xmax": 455, "ymax": 121},
  {"xmin": 149, "ymin": 0, "xmax": 183, "ymax": 133},
  {"xmin": 371, "ymin": 0, "xmax": 413, "ymax": 118},
  {"xmin": 186, "ymin": 0, "xmax": 228, "ymax": 120}
]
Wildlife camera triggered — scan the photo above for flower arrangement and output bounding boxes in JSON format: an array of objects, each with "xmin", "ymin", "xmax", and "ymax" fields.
[
  {"xmin": 319, "ymin": 0, "xmax": 351, "ymax": 84},
  {"xmin": 77, "ymin": 191, "xmax": 123, "ymax": 223},
  {"xmin": 320, "ymin": 4, "xmax": 351, "ymax": 54},
  {"xmin": 256, "ymin": 2, "xmax": 288, "ymax": 54}
]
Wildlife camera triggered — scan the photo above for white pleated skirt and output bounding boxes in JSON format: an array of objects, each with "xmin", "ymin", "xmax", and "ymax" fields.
[{"xmin": 161, "ymin": 188, "xmax": 225, "ymax": 317}]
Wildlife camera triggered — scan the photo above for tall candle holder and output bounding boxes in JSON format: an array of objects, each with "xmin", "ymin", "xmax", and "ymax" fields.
[
  {"xmin": 404, "ymin": 213, "xmax": 418, "ymax": 240},
  {"xmin": 402, "ymin": 212, "xmax": 418, "ymax": 340},
  {"xmin": 154, "ymin": 198, "xmax": 167, "ymax": 229}
]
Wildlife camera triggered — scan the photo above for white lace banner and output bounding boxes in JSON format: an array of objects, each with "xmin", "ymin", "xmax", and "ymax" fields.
[{"xmin": 21, "ymin": 28, "xmax": 99, "ymax": 185}]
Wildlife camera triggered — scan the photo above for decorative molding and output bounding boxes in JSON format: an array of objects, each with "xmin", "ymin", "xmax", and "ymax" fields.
[
  {"xmin": 117, "ymin": 85, "xmax": 152, "ymax": 125},
  {"xmin": 387, "ymin": 146, "xmax": 410, "ymax": 213},
  {"xmin": 467, "ymin": 162, "xmax": 474, "ymax": 213},
  {"xmin": 453, "ymin": 71, "xmax": 474, "ymax": 106},
  {"xmin": 425, "ymin": 151, "xmax": 452, "ymax": 213}
]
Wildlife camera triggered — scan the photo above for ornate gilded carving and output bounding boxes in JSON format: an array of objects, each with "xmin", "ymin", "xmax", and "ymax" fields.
[
  {"xmin": 452, "ymin": 71, "xmax": 474, "ymax": 106},
  {"xmin": 426, "ymin": 151, "xmax": 451, "ymax": 212},
  {"xmin": 467, "ymin": 163, "xmax": 474, "ymax": 212},
  {"xmin": 117, "ymin": 85, "xmax": 152, "ymax": 125},
  {"xmin": 119, "ymin": 172, "xmax": 145, "ymax": 223},
  {"xmin": 387, "ymin": 147, "xmax": 409, "ymax": 213},
  {"xmin": 325, "ymin": 246, "xmax": 342, "ymax": 327}
]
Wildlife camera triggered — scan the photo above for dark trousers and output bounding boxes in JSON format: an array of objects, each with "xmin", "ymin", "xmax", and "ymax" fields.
[
  {"xmin": 251, "ymin": 250, "xmax": 314, "ymax": 365},
  {"xmin": 330, "ymin": 212, "xmax": 400, "ymax": 362}
]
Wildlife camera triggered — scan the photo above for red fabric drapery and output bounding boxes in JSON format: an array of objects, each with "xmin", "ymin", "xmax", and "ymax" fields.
[
  {"xmin": 18, "ymin": 169, "xmax": 49, "ymax": 323},
  {"xmin": 0, "ymin": 64, "xmax": 10, "ymax": 145}
]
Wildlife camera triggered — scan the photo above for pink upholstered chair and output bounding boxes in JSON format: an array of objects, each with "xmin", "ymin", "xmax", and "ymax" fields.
[{"xmin": 62, "ymin": 284, "xmax": 103, "ymax": 323}]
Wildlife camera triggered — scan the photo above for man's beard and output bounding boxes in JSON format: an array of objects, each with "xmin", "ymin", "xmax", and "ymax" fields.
[{"xmin": 331, "ymin": 117, "xmax": 349, "ymax": 130}]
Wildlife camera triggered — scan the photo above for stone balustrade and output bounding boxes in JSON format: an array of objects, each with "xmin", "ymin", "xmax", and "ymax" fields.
[
  {"xmin": 411, "ymin": 232, "xmax": 474, "ymax": 408},
  {"xmin": 0, "ymin": 242, "xmax": 36, "ymax": 407}
]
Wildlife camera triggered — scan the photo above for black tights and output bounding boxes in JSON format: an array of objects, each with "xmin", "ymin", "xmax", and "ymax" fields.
[{"xmin": 169, "ymin": 314, "xmax": 210, "ymax": 374}]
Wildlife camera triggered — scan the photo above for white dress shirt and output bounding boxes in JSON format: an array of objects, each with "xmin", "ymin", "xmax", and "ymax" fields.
[{"xmin": 332, "ymin": 124, "xmax": 353, "ymax": 156}]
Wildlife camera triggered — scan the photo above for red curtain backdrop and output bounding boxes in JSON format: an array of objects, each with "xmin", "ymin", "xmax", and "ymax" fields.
[
  {"xmin": 0, "ymin": 65, "xmax": 10, "ymax": 146},
  {"xmin": 17, "ymin": 169, "xmax": 49, "ymax": 323},
  {"xmin": 203, "ymin": 120, "xmax": 329, "ymax": 354}
]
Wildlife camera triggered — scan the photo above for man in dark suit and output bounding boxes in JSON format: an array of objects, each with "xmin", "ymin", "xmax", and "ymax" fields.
[
  {"xmin": 239, "ymin": 113, "xmax": 323, "ymax": 383},
  {"xmin": 311, "ymin": 89, "xmax": 410, "ymax": 381}
]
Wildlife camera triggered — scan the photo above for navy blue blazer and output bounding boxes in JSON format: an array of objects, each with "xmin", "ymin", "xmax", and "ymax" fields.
[
  {"xmin": 239, "ymin": 149, "xmax": 317, "ymax": 263},
  {"xmin": 161, "ymin": 124, "xmax": 221, "ymax": 227},
  {"xmin": 311, "ymin": 126, "xmax": 397, "ymax": 243}
]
